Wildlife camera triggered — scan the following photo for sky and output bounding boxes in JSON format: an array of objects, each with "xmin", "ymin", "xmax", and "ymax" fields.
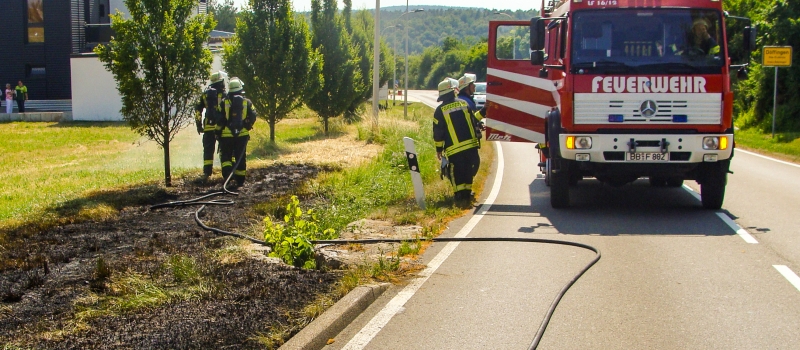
[{"xmin": 230, "ymin": 0, "xmax": 540, "ymax": 13}]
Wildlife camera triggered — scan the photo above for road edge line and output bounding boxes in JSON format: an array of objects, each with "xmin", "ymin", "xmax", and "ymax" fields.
[
  {"xmin": 340, "ymin": 143, "xmax": 506, "ymax": 350},
  {"xmin": 773, "ymin": 265, "xmax": 800, "ymax": 293},
  {"xmin": 736, "ymin": 148, "xmax": 800, "ymax": 169}
]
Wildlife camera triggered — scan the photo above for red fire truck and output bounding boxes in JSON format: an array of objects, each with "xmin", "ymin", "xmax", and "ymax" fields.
[{"xmin": 485, "ymin": 0, "xmax": 756, "ymax": 209}]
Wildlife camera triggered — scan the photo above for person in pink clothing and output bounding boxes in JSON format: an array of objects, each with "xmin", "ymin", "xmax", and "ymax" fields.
[{"xmin": 5, "ymin": 84, "xmax": 15, "ymax": 114}]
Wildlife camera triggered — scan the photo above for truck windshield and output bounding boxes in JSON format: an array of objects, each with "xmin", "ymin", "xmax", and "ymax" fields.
[{"xmin": 571, "ymin": 9, "xmax": 724, "ymax": 74}]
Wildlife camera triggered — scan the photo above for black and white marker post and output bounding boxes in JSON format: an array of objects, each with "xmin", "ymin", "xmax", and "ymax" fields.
[{"xmin": 403, "ymin": 137, "xmax": 426, "ymax": 209}]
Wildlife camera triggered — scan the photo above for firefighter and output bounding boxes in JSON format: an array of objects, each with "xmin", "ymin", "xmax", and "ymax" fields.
[
  {"xmin": 674, "ymin": 18, "xmax": 720, "ymax": 56},
  {"xmin": 195, "ymin": 71, "xmax": 227, "ymax": 181},
  {"xmin": 457, "ymin": 73, "xmax": 488, "ymax": 138},
  {"xmin": 689, "ymin": 18, "xmax": 720, "ymax": 56},
  {"xmin": 434, "ymin": 77, "xmax": 481, "ymax": 202},
  {"xmin": 216, "ymin": 77, "xmax": 257, "ymax": 188}
]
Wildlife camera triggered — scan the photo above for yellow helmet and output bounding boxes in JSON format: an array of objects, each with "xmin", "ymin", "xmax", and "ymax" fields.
[
  {"xmin": 210, "ymin": 71, "xmax": 227, "ymax": 84},
  {"xmin": 228, "ymin": 77, "xmax": 244, "ymax": 93},
  {"xmin": 438, "ymin": 78, "xmax": 459, "ymax": 97},
  {"xmin": 692, "ymin": 18, "xmax": 709, "ymax": 30},
  {"xmin": 458, "ymin": 73, "xmax": 477, "ymax": 90}
]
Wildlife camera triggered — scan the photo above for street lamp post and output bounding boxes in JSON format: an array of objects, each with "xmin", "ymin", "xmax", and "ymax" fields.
[
  {"xmin": 493, "ymin": 12, "xmax": 516, "ymax": 59},
  {"xmin": 379, "ymin": 25, "xmax": 401, "ymax": 106},
  {"xmin": 402, "ymin": 7, "xmax": 424, "ymax": 118},
  {"xmin": 371, "ymin": 0, "xmax": 381, "ymax": 126}
]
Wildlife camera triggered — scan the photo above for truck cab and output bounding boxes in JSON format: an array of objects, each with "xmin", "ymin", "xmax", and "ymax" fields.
[{"xmin": 484, "ymin": 0, "xmax": 756, "ymax": 209}]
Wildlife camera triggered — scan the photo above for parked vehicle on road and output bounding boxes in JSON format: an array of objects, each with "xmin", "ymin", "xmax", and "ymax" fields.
[
  {"xmin": 484, "ymin": 0, "xmax": 756, "ymax": 209},
  {"xmin": 474, "ymin": 82, "xmax": 486, "ymax": 109}
]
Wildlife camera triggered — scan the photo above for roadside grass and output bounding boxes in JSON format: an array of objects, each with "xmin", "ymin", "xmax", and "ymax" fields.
[
  {"xmin": 0, "ymin": 117, "xmax": 325, "ymax": 236},
  {"xmin": 734, "ymin": 128, "xmax": 800, "ymax": 163},
  {"xmin": 299, "ymin": 102, "xmax": 492, "ymax": 236},
  {"xmin": 1, "ymin": 100, "xmax": 494, "ymax": 348}
]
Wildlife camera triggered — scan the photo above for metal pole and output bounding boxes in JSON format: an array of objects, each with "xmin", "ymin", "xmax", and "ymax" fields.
[
  {"xmin": 372, "ymin": 0, "xmax": 381, "ymax": 128},
  {"xmin": 393, "ymin": 36, "xmax": 397, "ymax": 106},
  {"xmin": 772, "ymin": 66, "xmax": 778, "ymax": 138},
  {"xmin": 404, "ymin": 1, "xmax": 409, "ymax": 119}
]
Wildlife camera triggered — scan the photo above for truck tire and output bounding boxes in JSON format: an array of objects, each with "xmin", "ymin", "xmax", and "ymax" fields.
[
  {"xmin": 649, "ymin": 176, "xmax": 667, "ymax": 187},
  {"xmin": 666, "ymin": 177, "xmax": 684, "ymax": 187},
  {"xmin": 701, "ymin": 164, "xmax": 727, "ymax": 210},
  {"xmin": 550, "ymin": 158, "xmax": 570, "ymax": 208}
]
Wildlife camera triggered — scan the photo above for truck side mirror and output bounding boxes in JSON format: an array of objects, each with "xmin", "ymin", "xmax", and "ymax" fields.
[
  {"xmin": 530, "ymin": 17, "xmax": 545, "ymax": 51},
  {"xmin": 531, "ymin": 50, "xmax": 545, "ymax": 65},
  {"xmin": 737, "ymin": 67, "xmax": 749, "ymax": 80},
  {"xmin": 743, "ymin": 26, "xmax": 757, "ymax": 52}
]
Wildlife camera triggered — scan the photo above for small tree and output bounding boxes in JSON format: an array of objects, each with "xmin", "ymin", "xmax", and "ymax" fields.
[
  {"xmin": 95, "ymin": 0, "xmax": 215, "ymax": 186},
  {"xmin": 307, "ymin": 0, "xmax": 364, "ymax": 135},
  {"xmin": 342, "ymin": 6, "xmax": 394, "ymax": 122},
  {"xmin": 223, "ymin": 0, "xmax": 322, "ymax": 142},
  {"xmin": 209, "ymin": 0, "xmax": 239, "ymax": 32}
]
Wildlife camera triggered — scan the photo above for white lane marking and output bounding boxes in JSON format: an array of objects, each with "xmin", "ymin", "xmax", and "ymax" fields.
[
  {"xmin": 681, "ymin": 185, "xmax": 758, "ymax": 244},
  {"xmin": 773, "ymin": 265, "xmax": 800, "ymax": 293},
  {"xmin": 736, "ymin": 148, "xmax": 800, "ymax": 169},
  {"xmin": 715, "ymin": 212, "xmax": 758, "ymax": 244},
  {"xmin": 682, "ymin": 184, "xmax": 701, "ymax": 201},
  {"xmin": 341, "ymin": 144, "xmax": 506, "ymax": 350}
]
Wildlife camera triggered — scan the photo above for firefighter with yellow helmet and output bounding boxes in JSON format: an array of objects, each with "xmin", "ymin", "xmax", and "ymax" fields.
[
  {"xmin": 434, "ymin": 77, "xmax": 482, "ymax": 202},
  {"xmin": 195, "ymin": 71, "xmax": 227, "ymax": 181},
  {"xmin": 457, "ymin": 73, "xmax": 488, "ymax": 138},
  {"xmin": 216, "ymin": 77, "xmax": 257, "ymax": 188},
  {"xmin": 689, "ymin": 18, "xmax": 720, "ymax": 56}
]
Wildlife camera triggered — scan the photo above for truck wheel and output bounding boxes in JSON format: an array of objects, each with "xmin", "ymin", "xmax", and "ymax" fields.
[
  {"xmin": 550, "ymin": 159, "xmax": 570, "ymax": 208},
  {"xmin": 666, "ymin": 177, "xmax": 684, "ymax": 187},
  {"xmin": 649, "ymin": 176, "xmax": 667, "ymax": 187},
  {"xmin": 701, "ymin": 167, "xmax": 727, "ymax": 210}
]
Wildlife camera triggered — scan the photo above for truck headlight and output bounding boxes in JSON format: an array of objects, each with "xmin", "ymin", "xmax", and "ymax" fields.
[
  {"xmin": 702, "ymin": 136, "xmax": 728, "ymax": 150},
  {"xmin": 566, "ymin": 136, "xmax": 592, "ymax": 149}
]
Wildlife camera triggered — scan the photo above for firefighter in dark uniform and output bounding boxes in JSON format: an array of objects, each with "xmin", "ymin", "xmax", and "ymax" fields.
[
  {"xmin": 434, "ymin": 78, "xmax": 482, "ymax": 202},
  {"xmin": 194, "ymin": 71, "xmax": 227, "ymax": 181},
  {"xmin": 216, "ymin": 77, "xmax": 257, "ymax": 187},
  {"xmin": 457, "ymin": 73, "xmax": 488, "ymax": 140}
]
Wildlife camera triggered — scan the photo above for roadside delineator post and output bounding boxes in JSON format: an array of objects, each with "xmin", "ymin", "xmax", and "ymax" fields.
[{"xmin": 403, "ymin": 137, "xmax": 425, "ymax": 209}]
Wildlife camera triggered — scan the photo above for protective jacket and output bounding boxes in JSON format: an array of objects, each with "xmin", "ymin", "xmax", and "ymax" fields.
[
  {"xmin": 434, "ymin": 93, "xmax": 481, "ymax": 157},
  {"xmin": 217, "ymin": 92, "xmax": 257, "ymax": 185},
  {"xmin": 195, "ymin": 82, "xmax": 225, "ymax": 133},
  {"xmin": 217, "ymin": 92, "xmax": 257, "ymax": 138}
]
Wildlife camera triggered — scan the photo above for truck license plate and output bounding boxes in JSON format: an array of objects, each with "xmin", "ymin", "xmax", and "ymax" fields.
[{"xmin": 627, "ymin": 152, "xmax": 669, "ymax": 162}]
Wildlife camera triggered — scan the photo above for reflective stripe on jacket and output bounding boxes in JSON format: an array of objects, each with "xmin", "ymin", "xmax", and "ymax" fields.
[{"xmin": 433, "ymin": 96, "xmax": 480, "ymax": 157}]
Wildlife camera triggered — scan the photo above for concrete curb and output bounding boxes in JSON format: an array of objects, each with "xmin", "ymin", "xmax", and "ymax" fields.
[
  {"xmin": 0, "ymin": 112, "xmax": 63, "ymax": 122},
  {"xmin": 280, "ymin": 283, "xmax": 390, "ymax": 350}
]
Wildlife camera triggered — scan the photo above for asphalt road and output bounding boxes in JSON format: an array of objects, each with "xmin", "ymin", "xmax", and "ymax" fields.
[{"xmin": 324, "ymin": 90, "xmax": 800, "ymax": 349}]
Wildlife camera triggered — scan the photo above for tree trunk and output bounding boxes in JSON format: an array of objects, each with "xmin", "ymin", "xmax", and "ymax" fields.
[
  {"xmin": 270, "ymin": 117, "xmax": 276, "ymax": 142},
  {"xmin": 323, "ymin": 117, "xmax": 329, "ymax": 135},
  {"xmin": 163, "ymin": 129, "xmax": 172, "ymax": 187}
]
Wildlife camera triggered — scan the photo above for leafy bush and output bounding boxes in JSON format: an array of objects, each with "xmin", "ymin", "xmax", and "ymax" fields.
[{"xmin": 263, "ymin": 196, "xmax": 336, "ymax": 269}]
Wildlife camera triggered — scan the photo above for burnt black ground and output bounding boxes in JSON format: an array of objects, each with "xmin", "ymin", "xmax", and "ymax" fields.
[{"xmin": 0, "ymin": 164, "xmax": 339, "ymax": 349}]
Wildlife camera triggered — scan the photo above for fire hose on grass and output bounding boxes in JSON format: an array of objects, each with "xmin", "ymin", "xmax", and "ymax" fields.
[{"xmin": 150, "ymin": 147, "xmax": 601, "ymax": 350}]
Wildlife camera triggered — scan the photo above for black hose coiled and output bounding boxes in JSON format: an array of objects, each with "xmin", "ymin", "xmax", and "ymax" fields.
[{"xmin": 150, "ymin": 147, "xmax": 600, "ymax": 349}]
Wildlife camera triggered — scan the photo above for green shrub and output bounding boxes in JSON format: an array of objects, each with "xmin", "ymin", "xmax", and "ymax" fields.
[{"xmin": 263, "ymin": 196, "xmax": 336, "ymax": 269}]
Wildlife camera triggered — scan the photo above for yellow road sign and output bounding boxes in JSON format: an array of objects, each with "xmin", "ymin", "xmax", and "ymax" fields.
[{"xmin": 763, "ymin": 46, "xmax": 792, "ymax": 67}]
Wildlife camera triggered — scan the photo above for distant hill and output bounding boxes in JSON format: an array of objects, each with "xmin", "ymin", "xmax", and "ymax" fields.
[{"xmin": 302, "ymin": 7, "xmax": 539, "ymax": 54}]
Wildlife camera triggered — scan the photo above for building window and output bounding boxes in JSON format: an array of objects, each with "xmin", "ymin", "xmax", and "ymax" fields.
[
  {"xmin": 27, "ymin": 0, "xmax": 45, "ymax": 43},
  {"xmin": 26, "ymin": 65, "xmax": 47, "ymax": 78}
]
